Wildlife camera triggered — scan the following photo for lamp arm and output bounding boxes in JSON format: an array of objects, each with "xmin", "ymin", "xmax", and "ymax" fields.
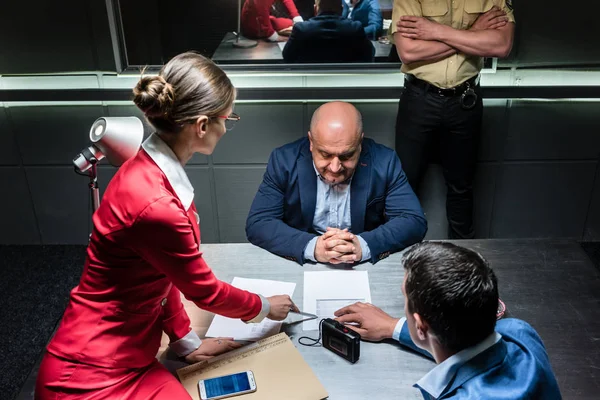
[{"xmin": 237, "ymin": 0, "xmax": 242, "ymax": 43}]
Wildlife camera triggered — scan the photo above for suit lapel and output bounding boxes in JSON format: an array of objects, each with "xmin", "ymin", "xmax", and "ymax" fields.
[
  {"xmin": 298, "ymin": 145, "xmax": 317, "ymax": 230},
  {"xmin": 441, "ymin": 340, "xmax": 508, "ymax": 398},
  {"xmin": 350, "ymin": 146, "xmax": 371, "ymax": 233}
]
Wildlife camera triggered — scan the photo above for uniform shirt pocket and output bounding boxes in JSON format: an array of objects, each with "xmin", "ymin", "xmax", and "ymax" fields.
[
  {"xmin": 421, "ymin": 0, "xmax": 449, "ymax": 17},
  {"xmin": 463, "ymin": 0, "xmax": 495, "ymax": 28}
]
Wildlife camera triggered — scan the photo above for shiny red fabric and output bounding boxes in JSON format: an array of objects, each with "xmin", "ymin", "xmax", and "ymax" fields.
[
  {"xmin": 241, "ymin": 0, "xmax": 299, "ymax": 38},
  {"xmin": 35, "ymin": 352, "xmax": 191, "ymax": 400},
  {"xmin": 38, "ymin": 149, "xmax": 261, "ymax": 398}
]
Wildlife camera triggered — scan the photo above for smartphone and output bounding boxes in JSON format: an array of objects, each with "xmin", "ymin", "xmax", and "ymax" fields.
[{"xmin": 198, "ymin": 371, "xmax": 257, "ymax": 400}]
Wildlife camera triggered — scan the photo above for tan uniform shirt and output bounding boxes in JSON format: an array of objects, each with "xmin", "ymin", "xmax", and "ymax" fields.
[{"xmin": 391, "ymin": 0, "xmax": 515, "ymax": 88}]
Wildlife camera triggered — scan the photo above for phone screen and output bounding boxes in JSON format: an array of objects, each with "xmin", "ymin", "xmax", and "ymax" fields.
[{"xmin": 204, "ymin": 372, "xmax": 251, "ymax": 398}]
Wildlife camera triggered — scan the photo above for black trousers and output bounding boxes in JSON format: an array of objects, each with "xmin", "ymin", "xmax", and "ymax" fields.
[{"xmin": 395, "ymin": 78, "xmax": 483, "ymax": 239}]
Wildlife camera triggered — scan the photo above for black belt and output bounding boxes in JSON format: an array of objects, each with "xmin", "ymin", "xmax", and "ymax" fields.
[{"xmin": 404, "ymin": 74, "xmax": 479, "ymax": 97}]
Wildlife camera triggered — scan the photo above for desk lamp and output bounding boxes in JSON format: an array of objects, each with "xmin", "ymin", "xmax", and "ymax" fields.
[
  {"xmin": 233, "ymin": 0, "xmax": 258, "ymax": 48},
  {"xmin": 72, "ymin": 117, "xmax": 144, "ymax": 212}
]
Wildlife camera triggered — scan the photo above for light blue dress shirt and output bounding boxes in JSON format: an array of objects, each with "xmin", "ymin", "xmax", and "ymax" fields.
[
  {"xmin": 303, "ymin": 166, "xmax": 371, "ymax": 263},
  {"xmin": 344, "ymin": 0, "xmax": 355, "ymax": 18}
]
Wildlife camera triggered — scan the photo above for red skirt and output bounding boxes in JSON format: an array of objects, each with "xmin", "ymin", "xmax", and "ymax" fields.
[{"xmin": 35, "ymin": 352, "xmax": 192, "ymax": 400}]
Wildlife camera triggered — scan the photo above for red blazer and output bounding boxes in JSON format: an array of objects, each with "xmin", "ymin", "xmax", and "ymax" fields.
[
  {"xmin": 47, "ymin": 136, "xmax": 263, "ymax": 369},
  {"xmin": 241, "ymin": 0, "xmax": 300, "ymax": 38}
]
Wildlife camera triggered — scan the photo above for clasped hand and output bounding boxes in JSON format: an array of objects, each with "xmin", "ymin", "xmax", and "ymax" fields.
[{"xmin": 314, "ymin": 227, "xmax": 362, "ymax": 264}]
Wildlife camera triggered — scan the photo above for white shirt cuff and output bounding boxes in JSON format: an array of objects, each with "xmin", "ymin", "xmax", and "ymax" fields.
[
  {"xmin": 267, "ymin": 31, "xmax": 279, "ymax": 42},
  {"xmin": 293, "ymin": 16, "xmax": 303, "ymax": 23},
  {"xmin": 357, "ymin": 235, "xmax": 371, "ymax": 262},
  {"xmin": 169, "ymin": 329, "xmax": 202, "ymax": 357},
  {"xmin": 304, "ymin": 237, "xmax": 319, "ymax": 262},
  {"xmin": 393, "ymin": 317, "xmax": 406, "ymax": 342},
  {"xmin": 245, "ymin": 294, "xmax": 271, "ymax": 323}
]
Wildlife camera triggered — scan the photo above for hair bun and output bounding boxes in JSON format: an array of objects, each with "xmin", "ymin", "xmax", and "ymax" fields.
[{"xmin": 133, "ymin": 75, "xmax": 175, "ymax": 119}]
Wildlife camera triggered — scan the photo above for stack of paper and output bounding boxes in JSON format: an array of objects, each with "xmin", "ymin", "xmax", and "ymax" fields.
[
  {"xmin": 303, "ymin": 271, "xmax": 372, "ymax": 331},
  {"xmin": 205, "ymin": 277, "xmax": 296, "ymax": 341}
]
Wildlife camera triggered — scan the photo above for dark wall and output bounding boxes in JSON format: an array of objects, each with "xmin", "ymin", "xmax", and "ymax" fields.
[
  {"xmin": 0, "ymin": 0, "xmax": 599, "ymax": 244},
  {"xmin": 0, "ymin": 0, "xmax": 115, "ymax": 74},
  {"xmin": 1, "ymin": 100, "xmax": 599, "ymax": 245},
  {"xmin": 2, "ymin": 0, "xmax": 600, "ymax": 73},
  {"xmin": 117, "ymin": 0, "xmax": 239, "ymax": 65},
  {"xmin": 509, "ymin": 0, "xmax": 600, "ymax": 67}
]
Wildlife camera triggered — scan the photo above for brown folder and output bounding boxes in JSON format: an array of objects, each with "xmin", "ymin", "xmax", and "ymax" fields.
[{"xmin": 177, "ymin": 333, "xmax": 329, "ymax": 400}]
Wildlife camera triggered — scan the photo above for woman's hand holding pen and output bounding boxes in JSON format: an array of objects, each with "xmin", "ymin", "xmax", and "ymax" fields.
[{"xmin": 267, "ymin": 295, "xmax": 299, "ymax": 320}]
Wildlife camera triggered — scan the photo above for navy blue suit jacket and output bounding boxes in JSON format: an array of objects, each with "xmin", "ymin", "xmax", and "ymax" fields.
[
  {"xmin": 282, "ymin": 13, "xmax": 374, "ymax": 63},
  {"xmin": 342, "ymin": 0, "xmax": 383, "ymax": 40},
  {"xmin": 246, "ymin": 137, "xmax": 427, "ymax": 264},
  {"xmin": 398, "ymin": 318, "xmax": 562, "ymax": 399}
]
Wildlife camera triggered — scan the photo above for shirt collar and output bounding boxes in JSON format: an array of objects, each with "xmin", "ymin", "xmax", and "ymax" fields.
[
  {"xmin": 312, "ymin": 162, "xmax": 353, "ymax": 186},
  {"xmin": 415, "ymin": 332, "xmax": 502, "ymax": 399},
  {"xmin": 142, "ymin": 133, "xmax": 194, "ymax": 211}
]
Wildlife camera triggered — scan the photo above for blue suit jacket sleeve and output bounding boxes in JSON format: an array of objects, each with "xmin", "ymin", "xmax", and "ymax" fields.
[
  {"xmin": 360, "ymin": 153, "xmax": 427, "ymax": 263},
  {"xmin": 343, "ymin": 0, "xmax": 383, "ymax": 40},
  {"xmin": 246, "ymin": 150, "xmax": 316, "ymax": 265},
  {"xmin": 364, "ymin": 0, "xmax": 383, "ymax": 40}
]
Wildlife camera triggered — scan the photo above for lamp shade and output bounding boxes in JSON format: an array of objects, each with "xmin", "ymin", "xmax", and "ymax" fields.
[
  {"xmin": 73, "ymin": 116, "xmax": 144, "ymax": 173},
  {"xmin": 90, "ymin": 117, "xmax": 144, "ymax": 166}
]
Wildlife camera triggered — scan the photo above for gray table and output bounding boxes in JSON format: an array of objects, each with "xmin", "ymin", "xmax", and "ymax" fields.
[
  {"xmin": 212, "ymin": 32, "xmax": 393, "ymax": 63},
  {"xmin": 159, "ymin": 239, "xmax": 600, "ymax": 400}
]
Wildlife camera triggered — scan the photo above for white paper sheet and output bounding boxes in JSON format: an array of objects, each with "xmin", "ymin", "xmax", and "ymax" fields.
[
  {"xmin": 205, "ymin": 277, "xmax": 296, "ymax": 341},
  {"xmin": 277, "ymin": 42, "xmax": 286, "ymax": 51},
  {"xmin": 303, "ymin": 271, "xmax": 371, "ymax": 330}
]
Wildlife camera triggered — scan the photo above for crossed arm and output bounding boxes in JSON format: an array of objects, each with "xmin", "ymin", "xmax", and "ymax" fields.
[{"xmin": 395, "ymin": 6, "xmax": 514, "ymax": 65}]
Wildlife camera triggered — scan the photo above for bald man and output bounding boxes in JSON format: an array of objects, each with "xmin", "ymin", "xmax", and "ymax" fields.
[{"xmin": 246, "ymin": 102, "xmax": 427, "ymax": 265}]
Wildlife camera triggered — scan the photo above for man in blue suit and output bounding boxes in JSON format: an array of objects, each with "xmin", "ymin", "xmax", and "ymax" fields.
[
  {"xmin": 246, "ymin": 101, "xmax": 427, "ymax": 265},
  {"xmin": 342, "ymin": 0, "xmax": 383, "ymax": 40},
  {"xmin": 335, "ymin": 242, "xmax": 562, "ymax": 400},
  {"xmin": 282, "ymin": 0, "xmax": 374, "ymax": 63}
]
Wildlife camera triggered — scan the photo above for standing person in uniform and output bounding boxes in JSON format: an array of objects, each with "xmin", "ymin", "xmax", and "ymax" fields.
[
  {"xmin": 241, "ymin": 0, "xmax": 305, "ymax": 42},
  {"xmin": 392, "ymin": 1, "xmax": 515, "ymax": 239},
  {"xmin": 35, "ymin": 52, "xmax": 297, "ymax": 400}
]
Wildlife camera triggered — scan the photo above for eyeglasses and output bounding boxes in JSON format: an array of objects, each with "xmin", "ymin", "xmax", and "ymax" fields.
[{"xmin": 215, "ymin": 112, "xmax": 241, "ymax": 131}]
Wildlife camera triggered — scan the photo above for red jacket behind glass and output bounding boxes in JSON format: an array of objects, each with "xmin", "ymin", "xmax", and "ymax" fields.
[
  {"xmin": 241, "ymin": 0, "xmax": 300, "ymax": 38},
  {"xmin": 46, "ymin": 136, "xmax": 263, "ymax": 369}
]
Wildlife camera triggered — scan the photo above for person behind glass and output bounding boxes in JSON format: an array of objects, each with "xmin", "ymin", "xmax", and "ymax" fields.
[
  {"xmin": 392, "ymin": 0, "xmax": 515, "ymax": 239},
  {"xmin": 335, "ymin": 242, "xmax": 562, "ymax": 399},
  {"xmin": 241, "ymin": 0, "xmax": 304, "ymax": 42},
  {"xmin": 35, "ymin": 52, "xmax": 297, "ymax": 400},
  {"xmin": 282, "ymin": 0, "xmax": 375, "ymax": 63},
  {"xmin": 342, "ymin": 0, "xmax": 383, "ymax": 40}
]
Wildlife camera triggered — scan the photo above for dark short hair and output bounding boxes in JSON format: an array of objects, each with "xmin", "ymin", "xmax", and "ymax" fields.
[
  {"xmin": 316, "ymin": 0, "xmax": 343, "ymax": 14},
  {"xmin": 403, "ymin": 241, "xmax": 498, "ymax": 352}
]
